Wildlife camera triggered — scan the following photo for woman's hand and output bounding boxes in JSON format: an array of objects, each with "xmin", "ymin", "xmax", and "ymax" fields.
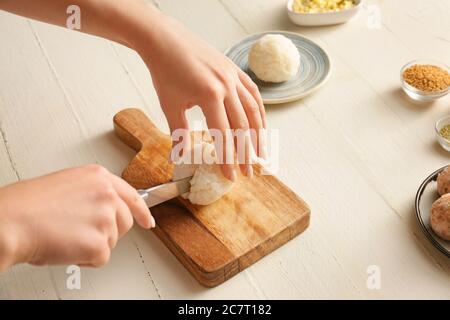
[
  {"xmin": 0, "ymin": 1, "xmax": 267, "ymax": 181},
  {"xmin": 132, "ymin": 11, "xmax": 267, "ymax": 181},
  {"xmin": 0, "ymin": 165, "xmax": 153, "ymax": 272}
]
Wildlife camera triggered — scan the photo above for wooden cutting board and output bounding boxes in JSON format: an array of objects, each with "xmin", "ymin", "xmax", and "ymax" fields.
[{"xmin": 113, "ymin": 108, "xmax": 310, "ymax": 287}]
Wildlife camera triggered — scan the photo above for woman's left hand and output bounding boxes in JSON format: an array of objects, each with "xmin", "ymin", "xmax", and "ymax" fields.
[{"xmin": 132, "ymin": 11, "xmax": 267, "ymax": 181}]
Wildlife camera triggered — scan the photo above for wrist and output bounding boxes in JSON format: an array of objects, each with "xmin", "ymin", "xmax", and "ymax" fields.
[
  {"xmin": 121, "ymin": 3, "xmax": 175, "ymax": 68},
  {"xmin": 115, "ymin": 2, "xmax": 167, "ymax": 51},
  {"xmin": 0, "ymin": 199, "xmax": 18, "ymax": 271},
  {"xmin": 0, "ymin": 187, "xmax": 33, "ymax": 270},
  {"xmin": 0, "ymin": 232, "xmax": 16, "ymax": 272}
]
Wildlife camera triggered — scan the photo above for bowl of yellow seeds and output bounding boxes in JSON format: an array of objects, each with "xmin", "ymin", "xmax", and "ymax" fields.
[
  {"xmin": 401, "ymin": 60, "xmax": 450, "ymax": 102},
  {"xmin": 436, "ymin": 116, "xmax": 450, "ymax": 152},
  {"xmin": 287, "ymin": 0, "xmax": 362, "ymax": 26}
]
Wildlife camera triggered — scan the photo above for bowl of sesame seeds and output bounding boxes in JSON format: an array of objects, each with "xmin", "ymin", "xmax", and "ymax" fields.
[
  {"xmin": 435, "ymin": 115, "xmax": 450, "ymax": 152},
  {"xmin": 401, "ymin": 60, "xmax": 450, "ymax": 102}
]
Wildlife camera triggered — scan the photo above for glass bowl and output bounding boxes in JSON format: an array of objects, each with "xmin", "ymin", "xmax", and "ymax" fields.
[
  {"xmin": 435, "ymin": 115, "xmax": 450, "ymax": 152},
  {"xmin": 400, "ymin": 60, "xmax": 449, "ymax": 102}
]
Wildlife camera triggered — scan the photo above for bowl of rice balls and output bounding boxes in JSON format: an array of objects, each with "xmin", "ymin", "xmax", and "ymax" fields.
[
  {"xmin": 287, "ymin": 0, "xmax": 362, "ymax": 26},
  {"xmin": 415, "ymin": 166, "xmax": 450, "ymax": 258}
]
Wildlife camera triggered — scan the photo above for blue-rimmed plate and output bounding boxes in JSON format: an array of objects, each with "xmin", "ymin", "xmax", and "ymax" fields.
[
  {"xmin": 415, "ymin": 166, "xmax": 450, "ymax": 258},
  {"xmin": 225, "ymin": 31, "xmax": 331, "ymax": 104}
]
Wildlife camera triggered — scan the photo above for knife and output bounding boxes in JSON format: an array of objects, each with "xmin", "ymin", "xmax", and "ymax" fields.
[{"xmin": 137, "ymin": 176, "xmax": 192, "ymax": 208}]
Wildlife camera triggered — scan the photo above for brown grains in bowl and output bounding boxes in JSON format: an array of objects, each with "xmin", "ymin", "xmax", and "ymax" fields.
[{"xmin": 402, "ymin": 64, "xmax": 450, "ymax": 92}]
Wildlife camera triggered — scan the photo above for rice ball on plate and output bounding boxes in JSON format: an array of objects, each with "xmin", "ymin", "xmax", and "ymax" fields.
[
  {"xmin": 172, "ymin": 142, "xmax": 233, "ymax": 205},
  {"xmin": 248, "ymin": 34, "xmax": 300, "ymax": 83},
  {"xmin": 437, "ymin": 166, "xmax": 450, "ymax": 196},
  {"xmin": 430, "ymin": 193, "xmax": 450, "ymax": 241}
]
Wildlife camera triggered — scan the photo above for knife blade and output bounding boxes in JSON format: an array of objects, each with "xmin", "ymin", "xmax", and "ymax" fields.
[{"xmin": 137, "ymin": 176, "xmax": 192, "ymax": 208}]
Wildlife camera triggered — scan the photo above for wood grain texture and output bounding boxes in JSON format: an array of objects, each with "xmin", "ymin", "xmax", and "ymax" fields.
[
  {"xmin": 114, "ymin": 108, "xmax": 310, "ymax": 286},
  {"xmin": 1, "ymin": 0, "xmax": 450, "ymax": 299}
]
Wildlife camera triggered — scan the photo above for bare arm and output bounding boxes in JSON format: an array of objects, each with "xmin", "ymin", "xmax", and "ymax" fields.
[
  {"xmin": 0, "ymin": 0, "xmax": 266, "ymax": 271},
  {"xmin": 0, "ymin": 0, "xmax": 266, "ymax": 179},
  {"xmin": 0, "ymin": 0, "xmax": 156, "ymax": 47}
]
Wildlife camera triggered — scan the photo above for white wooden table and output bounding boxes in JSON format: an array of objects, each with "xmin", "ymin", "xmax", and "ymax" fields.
[{"xmin": 1, "ymin": 0, "xmax": 449, "ymax": 299}]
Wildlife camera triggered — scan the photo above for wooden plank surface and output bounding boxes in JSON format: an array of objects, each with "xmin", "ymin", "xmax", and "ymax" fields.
[{"xmin": 0, "ymin": 0, "xmax": 449, "ymax": 298}]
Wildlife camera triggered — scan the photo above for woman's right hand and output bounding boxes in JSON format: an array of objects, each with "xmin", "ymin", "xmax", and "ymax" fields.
[{"xmin": 0, "ymin": 165, "xmax": 154, "ymax": 272}]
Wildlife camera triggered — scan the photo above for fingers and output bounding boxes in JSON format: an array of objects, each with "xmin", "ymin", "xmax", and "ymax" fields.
[
  {"xmin": 110, "ymin": 174, "xmax": 155, "ymax": 229},
  {"xmin": 164, "ymin": 108, "xmax": 190, "ymax": 162},
  {"xmin": 106, "ymin": 210, "xmax": 119, "ymax": 250},
  {"xmin": 224, "ymin": 91, "xmax": 253, "ymax": 177},
  {"xmin": 79, "ymin": 233, "xmax": 112, "ymax": 268},
  {"xmin": 236, "ymin": 83, "xmax": 264, "ymax": 159},
  {"xmin": 238, "ymin": 70, "xmax": 267, "ymax": 129},
  {"xmin": 202, "ymin": 102, "xmax": 237, "ymax": 181},
  {"xmin": 114, "ymin": 197, "xmax": 134, "ymax": 238}
]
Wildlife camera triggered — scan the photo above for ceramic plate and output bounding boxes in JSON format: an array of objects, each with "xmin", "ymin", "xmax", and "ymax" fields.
[
  {"xmin": 415, "ymin": 166, "xmax": 450, "ymax": 258},
  {"xmin": 225, "ymin": 31, "xmax": 331, "ymax": 104}
]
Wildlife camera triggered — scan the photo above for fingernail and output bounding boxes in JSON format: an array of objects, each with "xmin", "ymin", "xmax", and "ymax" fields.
[
  {"xmin": 258, "ymin": 129, "xmax": 268, "ymax": 160},
  {"xmin": 149, "ymin": 215, "xmax": 156, "ymax": 229},
  {"xmin": 246, "ymin": 165, "xmax": 253, "ymax": 178}
]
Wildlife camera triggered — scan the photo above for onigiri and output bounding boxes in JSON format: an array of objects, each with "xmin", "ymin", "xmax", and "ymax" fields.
[
  {"xmin": 248, "ymin": 34, "xmax": 300, "ymax": 83},
  {"xmin": 172, "ymin": 142, "xmax": 234, "ymax": 205}
]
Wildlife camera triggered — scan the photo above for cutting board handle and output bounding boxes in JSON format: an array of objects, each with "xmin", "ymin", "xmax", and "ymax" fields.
[
  {"xmin": 114, "ymin": 108, "xmax": 173, "ymax": 188},
  {"xmin": 113, "ymin": 108, "xmax": 169, "ymax": 152}
]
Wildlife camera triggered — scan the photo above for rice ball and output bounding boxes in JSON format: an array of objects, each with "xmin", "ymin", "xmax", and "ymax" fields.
[
  {"xmin": 248, "ymin": 34, "xmax": 300, "ymax": 83},
  {"xmin": 172, "ymin": 142, "xmax": 233, "ymax": 205},
  {"xmin": 437, "ymin": 166, "xmax": 450, "ymax": 196},
  {"xmin": 430, "ymin": 194, "xmax": 450, "ymax": 241},
  {"xmin": 172, "ymin": 143, "xmax": 206, "ymax": 182}
]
